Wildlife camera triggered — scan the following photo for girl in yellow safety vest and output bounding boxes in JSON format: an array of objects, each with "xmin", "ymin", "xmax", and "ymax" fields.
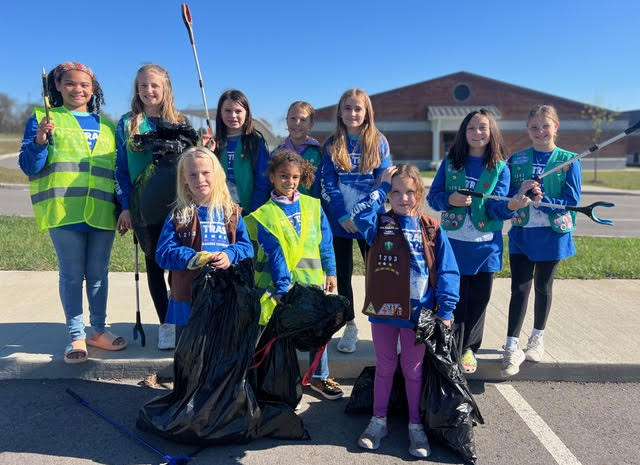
[
  {"xmin": 18, "ymin": 62, "xmax": 125, "ymax": 365},
  {"xmin": 248, "ymin": 149, "xmax": 343, "ymax": 401}
]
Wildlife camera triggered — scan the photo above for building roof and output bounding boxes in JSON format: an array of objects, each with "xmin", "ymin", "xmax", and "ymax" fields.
[{"xmin": 427, "ymin": 105, "xmax": 501, "ymax": 120}]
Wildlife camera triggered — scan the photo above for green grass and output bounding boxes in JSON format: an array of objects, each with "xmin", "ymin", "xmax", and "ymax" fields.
[
  {"xmin": 0, "ymin": 140, "xmax": 20, "ymax": 155},
  {"xmin": 0, "ymin": 216, "xmax": 146, "ymax": 272},
  {"xmin": 0, "ymin": 167, "xmax": 27, "ymax": 184},
  {"xmin": 0, "ymin": 215, "xmax": 637, "ymax": 278},
  {"xmin": 352, "ymin": 235, "xmax": 640, "ymax": 279},
  {"xmin": 420, "ymin": 170, "xmax": 436, "ymax": 179},
  {"xmin": 582, "ymin": 168, "xmax": 640, "ymax": 190}
]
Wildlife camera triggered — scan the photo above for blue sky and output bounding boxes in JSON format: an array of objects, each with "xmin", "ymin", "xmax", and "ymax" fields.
[{"xmin": 1, "ymin": 0, "xmax": 638, "ymax": 135}]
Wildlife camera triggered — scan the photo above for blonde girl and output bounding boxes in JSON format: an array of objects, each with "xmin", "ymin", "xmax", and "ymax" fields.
[
  {"xmin": 319, "ymin": 88, "xmax": 391, "ymax": 353},
  {"xmin": 155, "ymin": 147, "xmax": 253, "ymax": 327},
  {"xmin": 115, "ymin": 64, "xmax": 196, "ymax": 348},
  {"xmin": 501, "ymin": 104, "xmax": 582, "ymax": 377}
]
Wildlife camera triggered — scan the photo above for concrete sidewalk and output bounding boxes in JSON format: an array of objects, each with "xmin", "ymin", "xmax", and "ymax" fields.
[{"xmin": 1, "ymin": 271, "xmax": 639, "ymax": 382}]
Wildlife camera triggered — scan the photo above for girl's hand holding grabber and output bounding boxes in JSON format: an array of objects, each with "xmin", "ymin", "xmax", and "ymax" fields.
[{"xmin": 35, "ymin": 117, "xmax": 55, "ymax": 145}]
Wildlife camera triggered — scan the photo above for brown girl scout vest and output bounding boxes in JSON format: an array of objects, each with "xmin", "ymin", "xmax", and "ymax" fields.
[
  {"xmin": 170, "ymin": 204, "xmax": 241, "ymax": 302},
  {"xmin": 362, "ymin": 212, "xmax": 439, "ymax": 320}
]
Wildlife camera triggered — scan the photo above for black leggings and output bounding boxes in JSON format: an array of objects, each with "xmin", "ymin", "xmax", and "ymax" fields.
[
  {"xmin": 507, "ymin": 254, "xmax": 560, "ymax": 338},
  {"xmin": 136, "ymin": 224, "xmax": 168, "ymax": 324},
  {"xmin": 454, "ymin": 272, "xmax": 494, "ymax": 353},
  {"xmin": 333, "ymin": 236, "xmax": 369, "ymax": 320}
]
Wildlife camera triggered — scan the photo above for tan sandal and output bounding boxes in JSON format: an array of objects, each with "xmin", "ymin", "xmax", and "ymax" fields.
[
  {"xmin": 64, "ymin": 339, "xmax": 88, "ymax": 364},
  {"xmin": 87, "ymin": 331, "xmax": 128, "ymax": 351}
]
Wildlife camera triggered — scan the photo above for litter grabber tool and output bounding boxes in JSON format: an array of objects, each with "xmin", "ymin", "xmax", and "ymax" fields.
[
  {"xmin": 537, "ymin": 120, "xmax": 640, "ymax": 180},
  {"xmin": 133, "ymin": 235, "xmax": 146, "ymax": 347},
  {"xmin": 456, "ymin": 189, "xmax": 615, "ymax": 225},
  {"xmin": 41, "ymin": 67, "xmax": 54, "ymax": 145},
  {"xmin": 65, "ymin": 389, "xmax": 193, "ymax": 465},
  {"xmin": 181, "ymin": 4, "xmax": 214, "ymax": 148}
]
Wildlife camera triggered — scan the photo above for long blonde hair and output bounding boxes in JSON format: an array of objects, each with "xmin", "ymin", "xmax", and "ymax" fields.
[
  {"xmin": 173, "ymin": 147, "xmax": 235, "ymax": 225},
  {"xmin": 128, "ymin": 64, "xmax": 186, "ymax": 150},
  {"xmin": 330, "ymin": 88, "xmax": 381, "ymax": 173}
]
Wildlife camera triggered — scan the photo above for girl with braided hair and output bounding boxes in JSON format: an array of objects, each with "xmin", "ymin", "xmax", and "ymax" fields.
[{"xmin": 19, "ymin": 62, "xmax": 125, "ymax": 364}]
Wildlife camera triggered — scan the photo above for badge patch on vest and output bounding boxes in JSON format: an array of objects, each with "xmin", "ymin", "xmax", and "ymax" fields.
[
  {"xmin": 380, "ymin": 303, "xmax": 402, "ymax": 316},
  {"xmin": 384, "ymin": 241, "xmax": 393, "ymax": 251}
]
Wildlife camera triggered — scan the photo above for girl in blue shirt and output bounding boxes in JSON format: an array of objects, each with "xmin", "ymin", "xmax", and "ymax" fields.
[
  {"xmin": 352, "ymin": 164, "xmax": 459, "ymax": 457},
  {"xmin": 19, "ymin": 62, "xmax": 124, "ymax": 364},
  {"xmin": 427, "ymin": 109, "xmax": 529, "ymax": 374},
  {"xmin": 114, "ymin": 64, "xmax": 195, "ymax": 349},
  {"xmin": 155, "ymin": 147, "xmax": 253, "ymax": 328},
  {"xmin": 320, "ymin": 88, "xmax": 391, "ymax": 353},
  {"xmin": 213, "ymin": 90, "xmax": 270, "ymax": 214},
  {"xmin": 501, "ymin": 104, "xmax": 582, "ymax": 377},
  {"xmin": 250, "ymin": 149, "xmax": 341, "ymax": 400}
]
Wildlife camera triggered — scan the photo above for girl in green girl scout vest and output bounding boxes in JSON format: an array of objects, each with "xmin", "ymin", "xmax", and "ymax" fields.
[
  {"xmin": 115, "ymin": 64, "xmax": 196, "ymax": 350},
  {"xmin": 18, "ymin": 62, "xmax": 125, "ymax": 364},
  {"xmin": 501, "ymin": 104, "xmax": 582, "ymax": 377},
  {"xmin": 427, "ymin": 109, "xmax": 530, "ymax": 375}
]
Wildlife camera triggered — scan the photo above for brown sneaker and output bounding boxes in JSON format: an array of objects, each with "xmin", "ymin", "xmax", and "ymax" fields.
[{"xmin": 310, "ymin": 378, "xmax": 344, "ymax": 400}]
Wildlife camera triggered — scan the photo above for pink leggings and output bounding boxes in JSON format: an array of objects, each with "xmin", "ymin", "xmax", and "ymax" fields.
[{"xmin": 372, "ymin": 323, "xmax": 425, "ymax": 424}]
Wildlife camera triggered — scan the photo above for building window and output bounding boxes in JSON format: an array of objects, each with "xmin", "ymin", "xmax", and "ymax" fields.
[{"xmin": 453, "ymin": 83, "xmax": 471, "ymax": 102}]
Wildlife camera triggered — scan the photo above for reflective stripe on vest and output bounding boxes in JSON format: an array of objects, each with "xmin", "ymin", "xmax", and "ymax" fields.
[
  {"xmin": 247, "ymin": 195, "xmax": 324, "ymax": 325},
  {"xmin": 30, "ymin": 106, "xmax": 116, "ymax": 231}
]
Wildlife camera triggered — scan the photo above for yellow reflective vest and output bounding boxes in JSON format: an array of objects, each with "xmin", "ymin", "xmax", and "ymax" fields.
[
  {"xmin": 246, "ymin": 195, "xmax": 325, "ymax": 325},
  {"xmin": 30, "ymin": 107, "xmax": 116, "ymax": 231}
]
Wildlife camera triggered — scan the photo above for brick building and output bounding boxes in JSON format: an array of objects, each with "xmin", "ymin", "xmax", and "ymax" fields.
[{"xmin": 311, "ymin": 71, "xmax": 634, "ymax": 169}]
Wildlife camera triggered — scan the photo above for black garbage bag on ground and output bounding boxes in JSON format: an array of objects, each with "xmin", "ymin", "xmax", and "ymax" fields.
[
  {"xmin": 129, "ymin": 119, "xmax": 198, "ymax": 256},
  {"xmin": 416, "ymin": 309, "xmax": 484, "ymax": 464},
  {"xmin": 344, "ymin": 364, "xmax": 408, "ymax": 415},
  {"xmin": 251, "ymin": 283, "xmax": 353, "ymax": 409},
  {"xmin": 137, "ymin": 259, "xmax": 305, "ymax": 444}
]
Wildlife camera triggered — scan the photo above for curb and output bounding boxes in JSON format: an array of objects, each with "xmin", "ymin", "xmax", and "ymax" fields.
[
  {"xmin": 0, "ymin": 183, "xmax": 28, "ymax": 190},
  {"xmin": 3, "ymin": 351, "xmax": 639, "ymax": 383}
]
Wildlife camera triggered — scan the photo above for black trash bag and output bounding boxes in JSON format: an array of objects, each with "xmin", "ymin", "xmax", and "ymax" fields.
[
  {"xmin": 251, "ymin": 283, "xmax": 352, "ymax": 409},
  {"xmin": 416, "ymin": 309, "xmax": 484, "ymax": 464},
  {"xmin": 344, "ymin": 363, "xmax": 408, "ymax": 416},
  {"xmin": 137, "ymin": 259, "xmax": 305, "ymax": 444},
  {"xmin": 129, "ymin": 119, "xmax": 197, "ymax": 255},
  {"xmin": 251, "ymin": 324, "xmax": 302, "ymax": 410}
]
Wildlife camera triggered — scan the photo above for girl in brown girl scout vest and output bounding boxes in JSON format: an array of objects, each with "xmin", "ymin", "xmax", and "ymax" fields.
[{"xmin": 351, "ymin": 164, "xmax": 460, "ymax": 458}]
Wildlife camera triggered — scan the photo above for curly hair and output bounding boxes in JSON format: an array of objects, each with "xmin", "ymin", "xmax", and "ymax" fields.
[
  {"xmin": 269, "ymin": 149, "xmax": 316, "ymax": 190},
  {"xmin": 47, "ymin": 66, "xmax": 105, "ymax": 114}
]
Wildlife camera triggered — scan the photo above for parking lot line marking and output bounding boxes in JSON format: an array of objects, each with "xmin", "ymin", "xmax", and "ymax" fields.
[{"xmin": 494, "ymin": 383, "xmax": 582, "ymax": 465}]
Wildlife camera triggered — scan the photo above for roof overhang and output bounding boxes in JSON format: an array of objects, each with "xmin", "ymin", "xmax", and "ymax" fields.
[{"xmin": 427, "ymin": 105, "xmax": 501, "ymax": 120}]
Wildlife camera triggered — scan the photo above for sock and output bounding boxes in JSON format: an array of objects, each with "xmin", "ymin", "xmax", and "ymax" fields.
[
  {"xmin": 505, "ymin": 337, "xmax": 519, "ymax": 350},
  {"xmin": 531, "ymin": 328, "xmax": 544, "ymax": 339}
]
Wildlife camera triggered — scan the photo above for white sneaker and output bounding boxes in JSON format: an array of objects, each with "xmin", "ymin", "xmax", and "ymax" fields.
[
  {"xmin": 337, "ymin": 325, "xmax": 359, "ymax": 353},
  {"xmin": 408, "ymin": 423, "xmax": 431, "ymax": 458},
  {"xmin": 358, "ymin": 416, "xmax": 387, "ymax": 450},
  {"xmin": 157, "ymin": 323, "xmax": 176, "ymax": 350},
  {"xmin": 524, "ymin": 334, "xmax": 544, "ymax": 362},
  {"xmin": 501, "ymin": 345, "xmax": 525, "ymax": 377}
]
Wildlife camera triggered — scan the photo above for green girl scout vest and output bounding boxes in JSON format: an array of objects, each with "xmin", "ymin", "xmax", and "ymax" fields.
[
  {"xmin": 30, "ymin": 107, "xmax": 116, "ymax": 231},
  {"xmin": 509, "ymin": 147, "xmax": 576, "ymax": 233},
  {"xmin": 122, "ymin": 112, "xmax": 153, "ymax": 184},
  {"xmin": 245, "ymin": 195, "xmax": 324, "ymax": 325},
  {"xmin": 220, "ymin": 136, "xmax": 257, "ymax": 211},
  {"xmin": 441, "ymin": 157, "xmax": 506, "ymax": 232}
]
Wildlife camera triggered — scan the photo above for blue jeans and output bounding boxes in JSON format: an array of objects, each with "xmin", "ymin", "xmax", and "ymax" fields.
[
  {"xmin": 49, "ymin": 227, "xmax": 115, "ymax": 342},
  {"xmin": 309, "ymin": 348, "xmax": 329, "ymax": 380}
]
